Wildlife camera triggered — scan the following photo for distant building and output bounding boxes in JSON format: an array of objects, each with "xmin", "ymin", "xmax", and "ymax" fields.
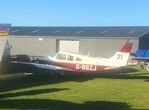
[{"xmin": 8, "ymin": 26, "xmax": 149, "ymax": 57}]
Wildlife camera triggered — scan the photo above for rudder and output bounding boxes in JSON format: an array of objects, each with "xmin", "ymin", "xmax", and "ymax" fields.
[{"xmin": 110, "ymin": 42, "xmax": 133, "ymax": 67}]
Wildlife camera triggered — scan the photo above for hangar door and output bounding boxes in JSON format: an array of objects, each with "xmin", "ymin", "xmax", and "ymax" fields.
[{"xmin": 59, "ymin": 40, "xmax": 79, "ymax": 53}]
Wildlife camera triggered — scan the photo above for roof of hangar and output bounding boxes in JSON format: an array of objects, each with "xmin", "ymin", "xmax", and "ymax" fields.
[{"xmin": 10, "ymin": 26, "xmax": 149, "ymax": 38}]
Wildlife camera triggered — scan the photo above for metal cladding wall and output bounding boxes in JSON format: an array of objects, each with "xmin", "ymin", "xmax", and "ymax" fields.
[
  {"xmin": 79, "ymin": 38, "xmax": 139, "ymax": 57},
  {"xmin": 8, "ymin": 37, "xmax": 139, "ymax": 57},
  {"xmin": 8, "ymin": 36, "xmax": 139, "ymax": 57},
  {"xmin": 139, "ymin": 33, "xmax": 149, "ymax": 50},
  {"xmin": 8, "ymin": 37, "xmax": 56, "ymax": 56}
]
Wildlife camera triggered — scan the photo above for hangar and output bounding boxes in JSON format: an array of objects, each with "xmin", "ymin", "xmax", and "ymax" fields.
[{"xmin": 8, "ymin": 26, "xmax": 149, "ymax": 57}]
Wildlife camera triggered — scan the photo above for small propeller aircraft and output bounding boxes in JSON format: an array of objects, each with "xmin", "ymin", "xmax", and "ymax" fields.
[{"xmin": 36, "ymin": 42, "xmax": 133, "ymax": 73}]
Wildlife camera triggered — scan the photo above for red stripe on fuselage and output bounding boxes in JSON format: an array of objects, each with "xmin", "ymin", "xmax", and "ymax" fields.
[{"xmin": 55, "ymin": 62, "xmax": 113, "ymax": 72}]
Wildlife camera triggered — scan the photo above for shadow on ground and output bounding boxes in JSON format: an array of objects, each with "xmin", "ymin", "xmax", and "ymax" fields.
[
  {"xmin": 0, "ymin": 66, "xmax": 149, "ymax": 92},
  {"xmin": 0, "ymin": 99, "xmax": 145, "ymax": 110},
  {"xmin": 0, "ymin": 88, "xmax": 69, "ymax": 99},
  {"xmin": 0, "ymin": 86, "xmax": 147, "ymax": 110},
  {"xmin": 0, "ymin": 67, "xmax": 149, "ymax": 109}
]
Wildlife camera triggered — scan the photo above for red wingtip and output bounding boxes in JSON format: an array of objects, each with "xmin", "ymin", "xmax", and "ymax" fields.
[{"xmin": 119, "ymin": 42, "xmax": 133, "ymax": 52}]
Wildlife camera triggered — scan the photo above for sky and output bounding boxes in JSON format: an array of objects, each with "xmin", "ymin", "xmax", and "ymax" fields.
[{"xmin": 0, "ymin": 0, "xmax": 149, "ymax": 26}]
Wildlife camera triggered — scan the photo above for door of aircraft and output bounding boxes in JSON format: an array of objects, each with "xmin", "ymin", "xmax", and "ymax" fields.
[{"xmin": 58, "ymin": 40, "xmax": 79, "ymax": 53}]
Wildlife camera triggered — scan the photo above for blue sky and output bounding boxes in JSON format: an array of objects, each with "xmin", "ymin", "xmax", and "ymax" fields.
[{"xmin": 0, "ymin": 0, "xmax": 149, "ymax": 26}]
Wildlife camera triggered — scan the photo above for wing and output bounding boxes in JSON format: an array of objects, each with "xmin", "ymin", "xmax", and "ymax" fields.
[{"xmin": 12, "ymin": 61, "xmax": 73, "ymax": 72}]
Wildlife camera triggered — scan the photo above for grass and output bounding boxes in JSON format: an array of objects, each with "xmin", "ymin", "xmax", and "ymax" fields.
[{"xmin": 0, "ymin": 66, "xmax": 149, "ymax": 110}]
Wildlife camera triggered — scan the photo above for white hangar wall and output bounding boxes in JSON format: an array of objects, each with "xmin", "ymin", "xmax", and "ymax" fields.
[
  {"xmin": 79, "ymin": 38, "xmax": 139, "ymax": 57},
  {"xmin": 8, "ymin": 36, "xmax": 139, "ymax": 57},
  {"xmin": 8, "ymin": 36, "xmax": 56, "ymax": 56}
]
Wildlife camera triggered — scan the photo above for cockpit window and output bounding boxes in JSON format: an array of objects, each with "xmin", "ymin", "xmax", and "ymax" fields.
[
  {"xmin": 67, "ymin": 55, "xmax": 74, "ymax": 61},
  {"xmin": 55, "ymin": 53, "xmax": 66, "ymax": 60},
  {"xmin": 76, "ymin": 57, "xmax": 82, "ymax": 61}
]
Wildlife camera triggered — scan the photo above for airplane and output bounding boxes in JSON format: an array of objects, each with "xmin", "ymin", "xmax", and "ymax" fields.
[{"xmin": 36, "ymin": 42, "xmax": 133, "ymax": 73}]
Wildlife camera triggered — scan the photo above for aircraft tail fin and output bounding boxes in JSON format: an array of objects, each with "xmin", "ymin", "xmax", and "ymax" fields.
[
  {"xmin": 0, "ymin": 24, "xmax": 11, "ymax": 63},
  {"xmin": 110, "ymin": 42, "xmax": 133, "ymax": 67}
]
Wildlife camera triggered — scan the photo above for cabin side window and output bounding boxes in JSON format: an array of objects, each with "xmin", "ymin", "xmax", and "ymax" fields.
[
  {"xmin": 67, "ymin": 55, "xmax": 74, "ymax": 61},
  {"xmin": 76, "ymin": 57, "xmax": 82, "ymax": 61},
  {"xmin": 55, "ymin": 53, "xmax": 66, "ymax": 60}
]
